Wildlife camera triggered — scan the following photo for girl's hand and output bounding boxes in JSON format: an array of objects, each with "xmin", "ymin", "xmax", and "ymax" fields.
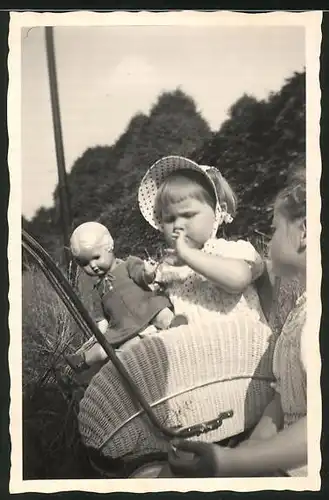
[
  {"xmin": 172, "ymin": 230, "xmax": 193, "ymax": 262},
  {"xmin": 168, "ymin": 439, "xmax": 234, "ymax": 477}
]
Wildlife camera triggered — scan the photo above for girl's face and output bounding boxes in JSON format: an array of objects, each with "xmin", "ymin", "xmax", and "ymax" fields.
[
  {"xmin": 75, "ymin": 245, "xmax": 115, "ymax": 277},
  {"xmin": 161, "ymin": 197, "xmax": 215, "ymax": 249},
  {"xmin": 269, "ymin": 207, "xmax": 306, "ymax": 277}
]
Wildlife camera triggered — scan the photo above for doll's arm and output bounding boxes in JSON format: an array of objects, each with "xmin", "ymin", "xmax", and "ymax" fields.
[{"xmin": 126, "ymin": 256, "xmax": 156, "ymax": 289}]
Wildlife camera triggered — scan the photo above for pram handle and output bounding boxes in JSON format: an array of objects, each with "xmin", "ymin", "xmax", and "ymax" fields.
[{"xmin": 175, "ymin": 410, "xmax": 234, "ymax": 438}]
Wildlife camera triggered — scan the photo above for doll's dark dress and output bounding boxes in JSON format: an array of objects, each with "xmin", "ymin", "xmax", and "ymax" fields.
[{"xmin": 93, "ymin": 256, "xmax": 172, "ymax": 348}]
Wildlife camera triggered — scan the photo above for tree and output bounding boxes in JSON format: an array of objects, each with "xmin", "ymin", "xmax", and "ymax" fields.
[
  {"xmin": 193, "ymin": 70, "xmax": 306, "ymax": 241},
  {"xmin": 28, "ymin": 89, "xmax": 211, "ymax": 261},
  {"xmin": 26, "ymin": 73, "xmax": 305, "ymax": 260}
]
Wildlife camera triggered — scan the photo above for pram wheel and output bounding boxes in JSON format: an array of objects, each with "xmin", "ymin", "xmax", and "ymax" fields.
[
  {"xmin": 128, "ymin": 460, "xmax": 168, "ymax": 478},
  {"xmin": 87, "ymin": 449, "xmax": 168, "ymax": 478}
]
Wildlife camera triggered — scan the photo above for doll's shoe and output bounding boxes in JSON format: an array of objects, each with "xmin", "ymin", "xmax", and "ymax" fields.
[
  {"xmin": 170, "ymin": 314, "xmax": 188, "ymax": 328},
  {"xmin": 65, "ymin": 352, "xmax": 90, "ymax": 373}
]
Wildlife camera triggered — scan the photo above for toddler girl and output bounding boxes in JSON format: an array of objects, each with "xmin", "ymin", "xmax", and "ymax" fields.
[
  {"xmin": 77, "ymin": 158, "xmax": 277, "ymax": 460},
  {"xmin": 168, "ymin": 167, "xmax": 308, "ymax": 477},
  {"xmin": 66, "ymin": 221, "xmax": 186, "ymax": 372},
  {"xmin": 138, "ymin": 156, "xmax": 268, "ymax": 329}
]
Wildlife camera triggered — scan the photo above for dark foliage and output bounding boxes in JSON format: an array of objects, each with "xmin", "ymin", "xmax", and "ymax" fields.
[{"xmin": 26, "ymin": 74, "xmax": 305, "ymax": 262}]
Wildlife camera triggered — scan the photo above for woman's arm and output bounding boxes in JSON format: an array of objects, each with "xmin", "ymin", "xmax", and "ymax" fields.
[
  {"xmin": 225, "ymin": 416, "xmax": 307, "ymax": 476},
  {"xmin": 239, "ymin": 391, "xmax": 283, "ymax": 446},
  {"xmin": 169, "ymin": 417, "xmax": 307, "ymax": 477}
]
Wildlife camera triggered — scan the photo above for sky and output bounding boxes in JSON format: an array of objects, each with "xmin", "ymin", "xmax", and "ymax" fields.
[{"xmin": 21, "ymin": 25, "xmax": 305, "ymax": 219}]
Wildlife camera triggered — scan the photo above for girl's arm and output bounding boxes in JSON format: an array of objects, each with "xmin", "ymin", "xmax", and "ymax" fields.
[
  {"xmin": 174, "ymin": 233, "xmax": 257, "ymax": 294},
  {"xmin": 184, "ymin": 250, "xmax": 253, "ymax": 293},
  {"xmin": 169, "ymin": 417, "xmax": 307, "ymax": 477}
]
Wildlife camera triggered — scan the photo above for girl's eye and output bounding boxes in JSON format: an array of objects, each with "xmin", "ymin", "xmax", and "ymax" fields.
[{"xmin": 163, "ymin": 215, "xmax": 174, "ymax": 223}]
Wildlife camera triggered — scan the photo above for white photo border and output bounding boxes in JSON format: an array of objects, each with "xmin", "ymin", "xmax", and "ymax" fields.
[{"xmin": 8, "ymin": 9, "xmax": 323, "ymax": 494}]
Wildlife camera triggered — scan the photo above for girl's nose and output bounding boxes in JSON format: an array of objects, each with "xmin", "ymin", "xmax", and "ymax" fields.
[{"xmin": 173, "ymin": 217, "xmax": 185, "ymax": 231}]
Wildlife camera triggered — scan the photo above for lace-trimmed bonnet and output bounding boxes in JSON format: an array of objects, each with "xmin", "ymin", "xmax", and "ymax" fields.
[{"xmin": 138, "ymin": 156, "xmax": 232, "ymax": 238}]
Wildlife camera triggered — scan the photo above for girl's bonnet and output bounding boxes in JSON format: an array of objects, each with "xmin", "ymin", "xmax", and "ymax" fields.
[{"xmin": 138, "ymin": 155, "xmax": 233, "ymax": 238}]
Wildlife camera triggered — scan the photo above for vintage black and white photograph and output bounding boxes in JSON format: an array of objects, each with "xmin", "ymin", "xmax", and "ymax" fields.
[{"xmin": 8, "ymin": 10, "xmax": 322, "ymax": 493}]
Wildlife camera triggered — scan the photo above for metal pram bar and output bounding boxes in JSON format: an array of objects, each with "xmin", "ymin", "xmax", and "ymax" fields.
[{"xmin": 22, "ymin": 229, "xmax": 233, "ymax": 440}]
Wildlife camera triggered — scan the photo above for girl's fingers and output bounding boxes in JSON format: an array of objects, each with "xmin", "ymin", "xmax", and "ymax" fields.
[{"xmin": 172, "ymin": 229, "xmax": 183, "ymax": 238}]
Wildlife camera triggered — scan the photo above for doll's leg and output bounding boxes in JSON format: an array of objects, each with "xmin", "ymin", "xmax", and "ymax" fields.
[
  {"xmin": 152, "ymin": 307, "xmax": 174, "ymax": 329},
  {"xmin": 65, "ymin": 341, "xmax": 108, "ymax": 372},
  {"xmin": 152, "ymin": 307, "xmax": 188, "ymax": 329},
  {"xmin": 84, "ymin": 342, "xmax": 108, "ymax": 365}
]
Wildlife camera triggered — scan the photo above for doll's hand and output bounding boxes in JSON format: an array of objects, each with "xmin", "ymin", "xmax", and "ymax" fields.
[{"xmin": 143, "ymin": 259, "xmax": 158, "ymax": 282}]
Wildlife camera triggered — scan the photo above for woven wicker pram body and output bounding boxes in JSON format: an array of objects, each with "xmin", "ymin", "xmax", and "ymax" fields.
[{"xmin": 78, "ymin": 318, "xmax": 276, "ymax": 461}]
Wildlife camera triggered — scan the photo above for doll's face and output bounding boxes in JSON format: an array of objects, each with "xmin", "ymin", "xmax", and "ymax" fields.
[{"xmin": 75, "ymin": 242, "xmax": 115, "ymax": 277}]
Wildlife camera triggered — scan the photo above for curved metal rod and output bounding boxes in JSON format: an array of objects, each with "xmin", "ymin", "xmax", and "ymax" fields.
[{"xmin": 22, "ymin": 230, "xmax": 232, "ymax": 439}]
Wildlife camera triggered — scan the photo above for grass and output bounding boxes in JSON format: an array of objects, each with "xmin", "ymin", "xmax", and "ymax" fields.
[
  {"xmin": 22, "ymin": 263, "xmax": 97, "ymax": 478},
  {"xmin": 23, "ymin": 264, "xmax": 86, "ymax": 388},
  {"xmin": 21, "ymin": 244, "xmax": 304, "ymax": 479}
]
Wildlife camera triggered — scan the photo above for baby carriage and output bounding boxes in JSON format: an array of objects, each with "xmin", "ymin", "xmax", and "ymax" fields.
[{"xmin": 23, "ymin": 230, "xmax": 278, "ymax": 478}]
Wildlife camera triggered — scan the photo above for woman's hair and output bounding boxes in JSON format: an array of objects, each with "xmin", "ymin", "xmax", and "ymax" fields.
[
  {"xmin": 154, "ymin": 168, "xmax": 237, "ymax": 221},
  {"xmin": 275, "ymin": 167, "xmax": 306, "ymax": 221}
]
